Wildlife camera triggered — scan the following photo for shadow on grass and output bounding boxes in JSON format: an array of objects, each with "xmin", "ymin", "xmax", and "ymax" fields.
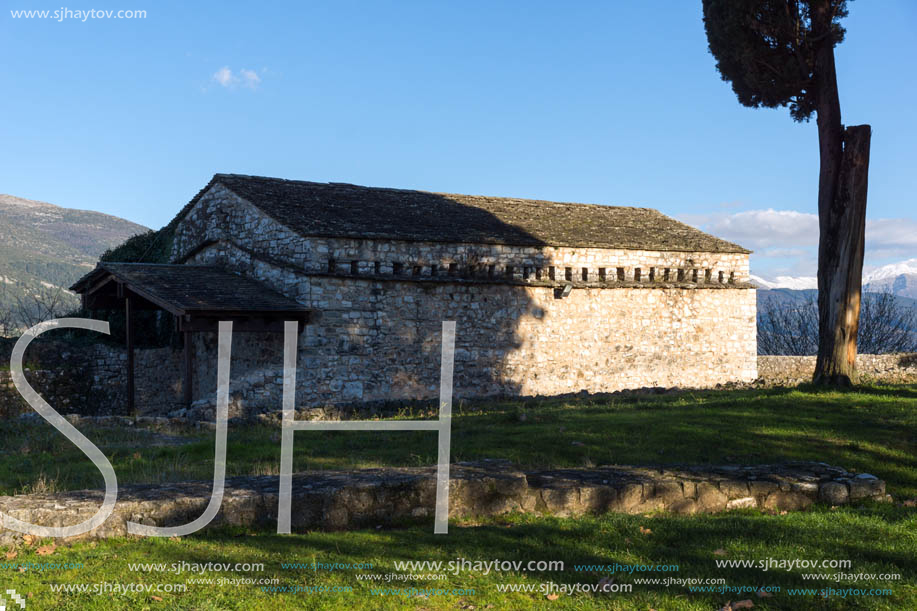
[
  {"xmin": 122, "ymin": 503, "xmax": 917, "ymax": 609},
  {"xmin": 442, "ymin": 384, "xmax": 917, "ymax": 496},
  {"xmin": 3, "ymin": 384, "xmax": 916, "ymax": 501}
]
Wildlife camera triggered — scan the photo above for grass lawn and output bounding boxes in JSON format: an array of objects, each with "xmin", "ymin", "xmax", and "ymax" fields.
[{"xmin": 1, "ymin": 384, "xmax": 916, "ymax": 609}]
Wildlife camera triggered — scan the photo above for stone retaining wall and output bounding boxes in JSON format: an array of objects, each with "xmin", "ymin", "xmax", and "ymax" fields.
[
  {"xmin": 0, "ymin": 343, "xmax": 183, "ymax": 418},
  {"xmin": 0, "ymin": 461, "xmax": 886, "ymax": 545},
  {"xmin": 5, "ymin": 349, "xmax": 915, "ymax": 421},
  {"xmin": 758, "ymin": 354, "xmax": 917, "ymax": 385}
]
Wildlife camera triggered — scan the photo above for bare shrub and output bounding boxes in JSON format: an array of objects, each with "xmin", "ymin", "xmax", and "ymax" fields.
[
  {"xmin": 13, "ymin": 284, "xmax": 71, "ymax": 329},
  {"xmin": 758, "ymin": 290, "xmax": 917, "ymax": 355}
]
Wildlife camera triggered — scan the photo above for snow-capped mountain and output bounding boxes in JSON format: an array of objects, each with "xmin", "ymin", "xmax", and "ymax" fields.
[
  {"xmin": 864, "ymin": 259, "xmax": 917, "ymax": 284},
  {"xmin": 864, "ymin": 260, "xmax": 917, "ymax": 299},
  {"xmin": 751, "ymin": 259, "xmax": 917, "ymax": 299},
  {"xmin": 750, "ymin": 274, "xmax": 818, "ymax": 290}
]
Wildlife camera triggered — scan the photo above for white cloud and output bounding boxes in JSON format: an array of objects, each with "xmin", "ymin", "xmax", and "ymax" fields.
[
  {"xmin": 866, "ymin": 218, "xmax": 917, "ymax": 258},
  {"xmin": 757, "ymin": 248, "xmax": 810, "ymax": 258},
  {"xmin": 680, "ymin": 208, "xmax": 917, "ymax": 282},
  {"xmin": 239, "ymin": 69, "xmax": 261, "ymax": 89},
  {"xmin": 701, "ymin": 208, "xmax": 819, "ymax": 251},
  {"xmin": 213, "ymin": 66, "xmax": 234, "ymax": 87},
  {"xmin": 211, "ymin": 66, "xmax": 262, "ymax": 90}
]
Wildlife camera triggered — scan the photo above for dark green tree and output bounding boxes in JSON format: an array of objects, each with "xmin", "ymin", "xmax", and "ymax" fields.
[{"xmin": 702, "ymin": 0, "xmax": 871, "ymax": 386}]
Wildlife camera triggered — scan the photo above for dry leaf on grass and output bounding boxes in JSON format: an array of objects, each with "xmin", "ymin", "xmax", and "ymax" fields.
[
  {"xmin": 756, "ymin": 588, "xmax": 773, "ymax": 598},
  {"xmin": 5, "ymin": 551, "xmax": 17, "ymax": 560},
  {"xmin": 721, "ymin": 600, "xmax": 755, "ymax": 610},
  {"xmin": 713, "ymin": 548, "xmax": 727, "ymax": 556},
  {"xmin": 36, "ymin": 544, "xmax": 56, "ymax": 556},
  {"xmin": 151, "ymin": 595, "xmax": 163, "ymax": 602},
  {"xmin": 597, "ymin": 576, "xmax": 614, "ymax": 593},
  {"xmin": 546, "ymin": 593, "xmax": 560, "ymax": 600},
  {"xmin": 639, "ymin": 526, "xmax": 653, "ymax": 535},
  {"xmin": 22, "ymin": 534, "xmax": 35, "ymax": 546}
]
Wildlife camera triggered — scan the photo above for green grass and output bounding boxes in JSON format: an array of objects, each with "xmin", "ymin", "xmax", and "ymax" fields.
[
  {"xmin": 2, "ymin": 384, "xmax": 916, "ymax": 609},
  {"xmin": 4, "ymin": 508, "xmax": 917, "ymax": 610},
  {"xmin": 3, "ymin": 384, "xmax": 917, "ymax": 496}
]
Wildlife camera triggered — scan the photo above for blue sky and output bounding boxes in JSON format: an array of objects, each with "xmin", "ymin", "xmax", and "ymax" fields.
[{"xmin": 1, "ymin": 1, "xmax": 915, "ymax": 279}]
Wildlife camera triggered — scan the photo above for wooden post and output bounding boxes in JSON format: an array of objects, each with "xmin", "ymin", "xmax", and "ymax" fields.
[
  {"xmin": 183, "ymin": 327, "xmax": 193, "ymax": 409},
  {"xmin": 125, "ymin": 294, "xmax": 135, "ymax": 416}
]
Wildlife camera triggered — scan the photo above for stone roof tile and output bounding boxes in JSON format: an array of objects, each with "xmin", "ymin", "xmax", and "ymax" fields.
[
  {"xmin": 71, "ymin": 262, "xmax": 309, "ymax": 315},
  {"xmin": 178, "ymin": 174, "xmax": 750, "ymax": 254}
]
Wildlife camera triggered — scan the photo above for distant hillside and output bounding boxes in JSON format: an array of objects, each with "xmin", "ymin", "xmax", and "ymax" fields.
[
  {"xmin": 0, "ymin": 194, "xmax": 148, "ymax": 329},
  {"xmin": 865, "ymin": 273, "xmax": 917, "ymax": 300},
  {"xmin": 758, "ymin": 287, "xmax": 917, "ymax": 310}
]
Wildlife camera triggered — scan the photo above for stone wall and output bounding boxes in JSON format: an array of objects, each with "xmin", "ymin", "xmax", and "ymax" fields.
[
  {"xmin": 0, "ymin": 342, "xmax": 184, "ymax": 418},
  {"xmin": 91, "ymin": 345, "xmax": 185, "ymax": 414},
  {"xmin": 0, "ymin": 461, "xmax": 888, "ymax": 544},
  {"xmin": 177, "ymin": 259, "xmax": 756, "ymax": 415},
  {"xmin": 8, "ymin": 347, "xmax": 917, "ymax": 421},
  {"xmin": 758, "ymin": 354, "xmax": 917, "ymax": 385},
  {"xmin": 1, "ymin": 369, "xmax": 89, "ymax": 418}
]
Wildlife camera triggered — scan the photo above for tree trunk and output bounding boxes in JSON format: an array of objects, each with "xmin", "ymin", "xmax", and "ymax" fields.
[
  {"xmin": 813, "ymin": 125, "xmax": 871, "ymax": 386},
  {"xmin": 810, "ymin": 2, "xmax": 871, "ymax": 387}
]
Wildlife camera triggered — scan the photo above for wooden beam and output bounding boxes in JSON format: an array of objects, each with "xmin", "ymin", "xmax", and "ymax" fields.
[
  {"xmin": 178, "ymin": 315, "xmax": 309, "ymax": 333},
  {"xmin": 181, "ymin": 309, "xmax": 311, "ymax": 319},
  {"xmin": 183, "ymin": 329, "xmax": 193, "ymax": 409},
  {"xmin": 125, "ymin": 295, "xmax": 135, "ymax": 416}
]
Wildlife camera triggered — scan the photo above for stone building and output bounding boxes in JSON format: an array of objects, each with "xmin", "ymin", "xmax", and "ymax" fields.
[{"xmin": 73, "ymin": 174, "xmax": 756, "ymax": 417}]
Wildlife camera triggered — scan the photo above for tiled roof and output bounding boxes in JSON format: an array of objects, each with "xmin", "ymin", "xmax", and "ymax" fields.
[{"xmin": 178, "ymin": 174, "xmax": 750, "ymax": 253}]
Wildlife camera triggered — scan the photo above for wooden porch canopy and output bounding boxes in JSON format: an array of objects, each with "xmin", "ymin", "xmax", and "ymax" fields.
[{"xmin": 71, "ymin": 262, "xmax": 310, "ymax": 413}]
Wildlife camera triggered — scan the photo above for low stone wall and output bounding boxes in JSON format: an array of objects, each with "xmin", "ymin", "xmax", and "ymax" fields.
[
  {"xmin": 5, "ymin": 347, "xmax": 914, "ymax": 422},
  {"xmin": 1, "ymin": 369, "xmax": 87, "ymax": 418},
  {"xmin": 0, "ymin": 460, "xmax": 886, "ymax": 545},
  {"xmin": 758, "ymin": 354, "xmax": 917, "ymax": 386},
  {"xmin": 0, "ymin": 341, "xmax": 184, "ymax": 418},
  {"xmin": 87, "ymin": 345, "xmax": 184, "ymax": 415}
]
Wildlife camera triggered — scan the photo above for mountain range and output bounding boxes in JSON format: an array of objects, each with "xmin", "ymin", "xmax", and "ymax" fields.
[
  {"xmin": 0, "ymin": 194, "xmax": 148, "ymax": 327},
  {"xmin": 751, "ymin": 259, "xmax": 917, "ymax": 299}
]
